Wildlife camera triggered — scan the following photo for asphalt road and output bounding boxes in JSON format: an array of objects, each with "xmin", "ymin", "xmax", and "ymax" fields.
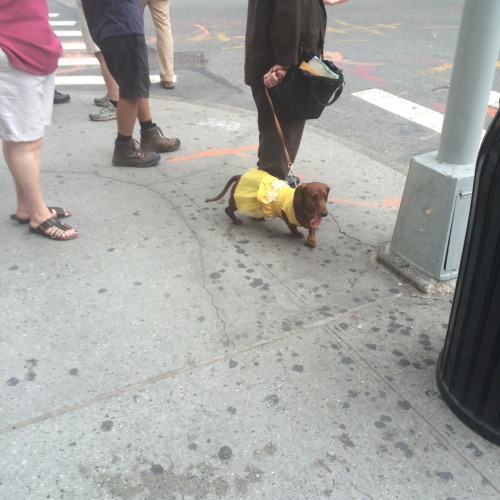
[{"xmin": 52, "ymin": 0, "xmax": 500, "ymax": 175}]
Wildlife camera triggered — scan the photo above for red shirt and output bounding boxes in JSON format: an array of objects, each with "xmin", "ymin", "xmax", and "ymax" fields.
[{"xmin": 0, "ymin": 0, "xmax": 62, "ymax": 75}]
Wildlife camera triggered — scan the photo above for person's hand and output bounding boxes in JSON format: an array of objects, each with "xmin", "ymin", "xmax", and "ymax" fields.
[
  {"xmin": 323, "ymin": 0, "xmax": 349, "ymax": 5},
  {"xmin": 263, "ymin": 65, "xmax": 288, "ymax": 88}
]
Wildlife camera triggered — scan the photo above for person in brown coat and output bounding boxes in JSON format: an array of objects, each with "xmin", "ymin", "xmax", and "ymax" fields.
[{"xmin": 244, "ymin": 0, "xmax": 348, "ymax": 186}]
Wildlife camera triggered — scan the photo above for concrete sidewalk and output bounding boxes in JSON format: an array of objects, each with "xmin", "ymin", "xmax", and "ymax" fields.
[{"xmin": 1, "ymin": 91, "xmax": 499, "ymax": 499}]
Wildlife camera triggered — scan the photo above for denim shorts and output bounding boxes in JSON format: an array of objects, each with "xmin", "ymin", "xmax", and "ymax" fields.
[
  {"xmin": 0, "ymin": 48, "xmax": 54, "ymax": 142},
  {"xmin": 100, "ymin": 34, "xmax": 150, "ymax": 99}
]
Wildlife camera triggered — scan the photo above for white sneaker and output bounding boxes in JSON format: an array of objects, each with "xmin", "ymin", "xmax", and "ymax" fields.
[{"xmin": 89, "ymin": 101, "xmax": 116, "ymax": 121}]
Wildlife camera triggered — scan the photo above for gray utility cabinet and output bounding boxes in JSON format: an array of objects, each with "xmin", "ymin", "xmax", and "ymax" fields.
[{"xmin": 390, "ymin": 151, "xmax": 474, "ymax": 280}]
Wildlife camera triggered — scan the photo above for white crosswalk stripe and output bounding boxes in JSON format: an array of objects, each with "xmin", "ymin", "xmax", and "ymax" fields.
[
  {"xmin": 50, "ymin": 21, "xmax": 77, "ymax": 26},
  {"xmin": 61, "ymin": 43, "xmax": 87, "ymax": 50},
  {"xmin": 56, "ymin": 75, "xmax": 164, "ymax": 85},
  {"xmin": 489, "ymin": 91, "xmax": 500, "ymax": 107},
  {"xmin": 353, "ymin": 89, "xmax": 444, "ymax": 133},
  {"xmin": 58, "ymin": 58, "xmax": 99, "ymax": 67},
  {"xmin": 54, "ymin": 30, "xmax": 83, "ymax": 37},
  {"xmin": 353, "ymin": 88, "xmax": 499, "ymax": 136}
]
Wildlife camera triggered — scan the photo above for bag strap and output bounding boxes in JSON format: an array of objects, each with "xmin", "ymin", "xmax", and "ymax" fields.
[
  {"xmin": 311, "ymin": 79, "xmax": 344, "ymax": 107},
  {"xmin": 318, "ymin": 0, "xmax": 327, "ymax": 58},
  {"xmin": 264, "ymin": 87, "xmax": 294, "ymax": 171}
]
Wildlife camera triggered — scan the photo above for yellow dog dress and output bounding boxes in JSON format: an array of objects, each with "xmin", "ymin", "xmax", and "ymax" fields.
[{"xmin": 233, "ymin": 169, "xmax": 299, "ymax": 225}]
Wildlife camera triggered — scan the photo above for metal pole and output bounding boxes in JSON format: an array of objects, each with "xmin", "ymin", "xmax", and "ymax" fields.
[
  {"xmin": 438, "ymin": 0, "xmax": 500, "ymax": 166},
  {"xmin": 382, "ymin": 0, "xmax": 500, "ymax": 283}
]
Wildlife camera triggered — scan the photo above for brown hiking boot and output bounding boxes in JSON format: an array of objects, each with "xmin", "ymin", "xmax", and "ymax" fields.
[
  {"xmin": 112, "ymin": 138, "xmax": 161, "ymax": 168},
  {"xmin": 140, "ymin": 125, "xmax": 181, "ymax": 153}
]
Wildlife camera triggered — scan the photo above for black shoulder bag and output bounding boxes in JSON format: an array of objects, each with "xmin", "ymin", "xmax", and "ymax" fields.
[{"xmin": 269, "ymin": 42, "xmax": 344, "ymax": 120}]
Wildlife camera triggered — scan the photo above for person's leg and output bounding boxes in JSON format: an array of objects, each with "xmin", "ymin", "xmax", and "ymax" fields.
[
  {"xmin": 119, "ymin": 37, "xmax": 179, "ymax": 153},
  {"xmin": 4, "ymin": 138, "xmax": 47, "ymax": 222},
  {"xmin": 3, "ymin": 139, "xmax": 77, "ymax": 238},
  {"xmin": 251, "ymin": 84, "xmax": 306, "ymax": 180},
  {"xmin": 100, "ymin": 35, "xmax": 147, "ymax": 137},
  {"xmin": 137, "ymin": 98, "xmax": 152, "ymax": 123},
  {"xmin": 0, "ymin": 49, "xmax": 77, "ymax": 237},
  {"xmin": 148, "ymin": 0, "xmax": 174, "ymax": 86},
  {"xmin": 112, "ymin": 96, "xmax": 161, "ymax": 167},
  {"xmin": 100, "ymin": 34, "xmax": 172, "ymax": 166},
  {"xmin": 116, "ymin": 98, "xmax": 140, "ymax": 137},
  {"xmin": 89, "ymin": 52, "xmax": 119, "ymax": 121},
  {"xmin": 138, "ymin": 98, "xmax": 180, "ymax": 153},
  {"xmin": 76, "ymin": 0, "xmax": 108, "ymax": 104},
  {"xmin": 95, "ymin": 52, "xmax": 119, "ymax": 102},
  {"xmin": 104, "ymin": 39, "xmax": 161, "ymax": 166}
]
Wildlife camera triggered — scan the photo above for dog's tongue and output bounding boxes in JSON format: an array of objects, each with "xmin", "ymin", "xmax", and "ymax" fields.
[{"xmin": 310, "ymin": 215, "xmax": 323, "ymax": 228}]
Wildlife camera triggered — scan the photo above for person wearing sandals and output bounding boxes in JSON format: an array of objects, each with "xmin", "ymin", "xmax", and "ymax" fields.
[{"xmin": 0, "ymin": 0, "xmax": 78, "ymax": 240}]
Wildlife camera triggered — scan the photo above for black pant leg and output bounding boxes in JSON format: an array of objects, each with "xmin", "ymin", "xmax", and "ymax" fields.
[{"xmin": 251, "ymin": 83, "xmax": 306, "ymax": 179}]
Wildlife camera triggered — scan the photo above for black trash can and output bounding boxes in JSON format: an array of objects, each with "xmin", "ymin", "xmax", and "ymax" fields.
[{"xmin": 436, "ymin": 106, "xmax": 500, "ymax": 445}]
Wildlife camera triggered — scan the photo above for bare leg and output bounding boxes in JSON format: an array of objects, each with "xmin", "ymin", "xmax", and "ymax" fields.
[
  {"xmin": 116, "ymin": 97, "xmax": 154, "ymax": 136},
  {"xmin": 3, "ymin": 139, "xmax": 78, "ymax": 238},
  {"xmin": 116, "ymin": 98, "xmax": 140, "ymax": 136},
  {"xmin": 137, "ymin": 98, "xmax": 152, "ymax": 123},
  {"xmin": 95, "ymin": 51, "xmax": 119, "ymax": 101}
]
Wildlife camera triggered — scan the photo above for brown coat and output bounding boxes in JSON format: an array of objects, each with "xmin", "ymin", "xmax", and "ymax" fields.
[{"xmin": 244, "ymin": 0, "xmax": 327, "ymax": 86}]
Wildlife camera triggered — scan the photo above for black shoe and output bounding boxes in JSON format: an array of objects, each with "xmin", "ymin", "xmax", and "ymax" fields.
[
  {"xmin": 285, "ymin": 175, "xmax": 301, "ymax": 188},
  {"xmin": 54, "ymin": 90, "xmax": 70, "ymax": 104}
]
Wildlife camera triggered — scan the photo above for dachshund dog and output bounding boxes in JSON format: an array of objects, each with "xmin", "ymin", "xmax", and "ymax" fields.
[{"xmin": 206, "ymin": 169, "xmax": 330, "ymax": 247}]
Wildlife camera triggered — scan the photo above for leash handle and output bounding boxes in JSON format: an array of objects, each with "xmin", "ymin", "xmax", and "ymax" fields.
[{"xmin": 265, "ymin": 87, "xmax": 294, "ymax": 170}]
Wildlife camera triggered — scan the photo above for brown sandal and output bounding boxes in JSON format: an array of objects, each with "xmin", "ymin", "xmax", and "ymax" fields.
[
  {"xmin": 10, "ymin": 206, "xmax": 71, "ymax": 225},
  {"xmin": 29, "ymin": 217, "xmax": 78, "ymax": 240}
]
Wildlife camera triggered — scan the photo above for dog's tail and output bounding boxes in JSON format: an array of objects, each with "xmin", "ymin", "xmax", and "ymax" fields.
[{"xmin": 205, "ymin": 175, "xmax": 241, "ymax": 202}]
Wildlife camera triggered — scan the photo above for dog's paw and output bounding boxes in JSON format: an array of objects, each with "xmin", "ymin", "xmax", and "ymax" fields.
[
  {"xmin": 291, "ymin": 231, "xmax": 304, "ymax": 239},
  {"xmin": 305, "ymin": 240, "xmax": 316, "ymax": 248}
]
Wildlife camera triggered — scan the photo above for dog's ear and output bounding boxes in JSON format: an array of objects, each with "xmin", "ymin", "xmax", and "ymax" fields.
[
  {"xmin": 295, "ymin": 183, "xmax": 307, "ymax": 194},
  {"xmin": 295, "ymin": 183, "xmax": 307, "ymax": 202}
]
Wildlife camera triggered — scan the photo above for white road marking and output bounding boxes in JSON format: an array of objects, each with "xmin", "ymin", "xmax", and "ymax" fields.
[
  {"xmin": 489, "ymin": 91, "xmax": 500, "ymax": 108},
  {"xmin": 61, "ymin": 43, "xmax": 87, "ymax": 50},
  {"xmin": 55, "ymin": 75, "xmax": 164, "ymax": 85},
  {"xmin": 55, "ymin": 76, "xmax": 104, "ymax": 85},
  {"xmin": 58, "ymin": 58, "xmax": 99, "ymax": 66},
  {"xmin": 352, "ymin": 89, "xmax": 444, "ymax": 132},
  {"xmin": 50, "ymin": 21, "xmax": 77, "ymax": 26},
  {"xmin": 54, "ymin": 30, "xmax": 82, "ymax": 37},
  {"xmin": 353, "ymin": 88, "xmax": 499, "ymax": 135}
]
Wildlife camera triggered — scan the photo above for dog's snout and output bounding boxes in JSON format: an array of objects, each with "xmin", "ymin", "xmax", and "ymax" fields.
[{"xmin": 320, "ymin": 211, "xmax": 328, "ymax": 218}]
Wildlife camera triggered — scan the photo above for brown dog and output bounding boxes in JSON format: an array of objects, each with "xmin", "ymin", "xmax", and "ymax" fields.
[{"xmin": 206, "ymin": 169, "xmax": 330, "ymax": 247}]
